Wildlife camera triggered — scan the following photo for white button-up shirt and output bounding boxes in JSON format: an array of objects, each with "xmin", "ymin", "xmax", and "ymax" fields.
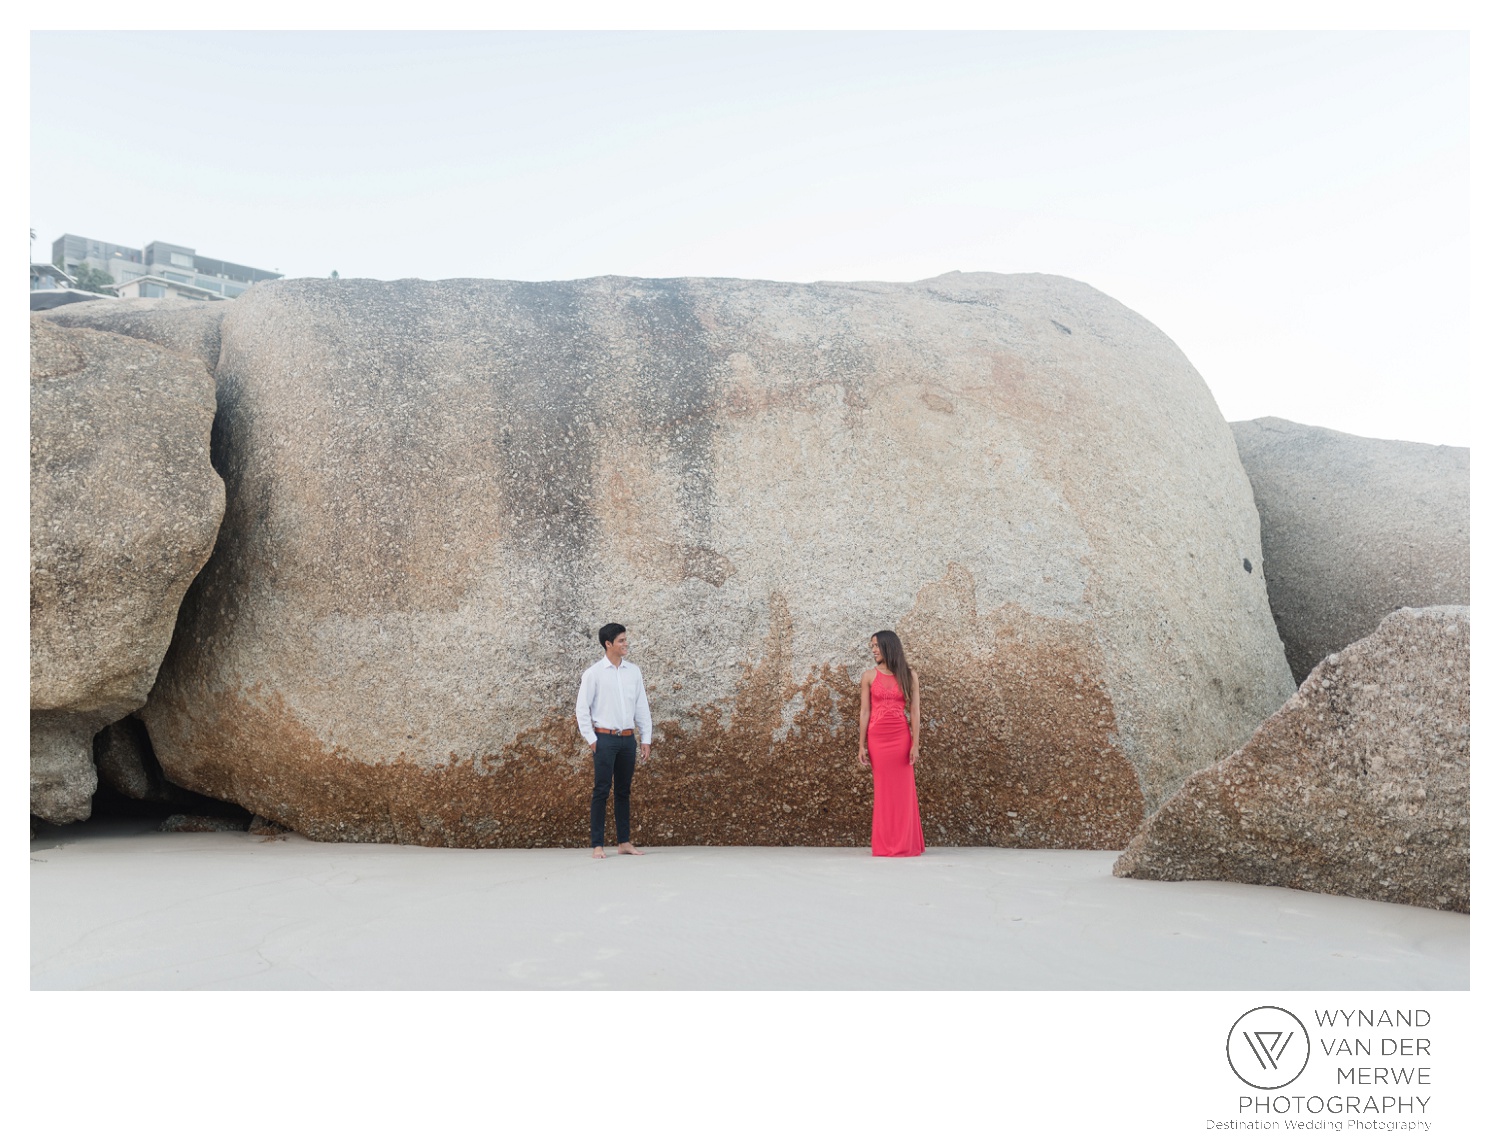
[{"xmin": 575, "ymin": 657, "xmax": 653, "ymax": 745}]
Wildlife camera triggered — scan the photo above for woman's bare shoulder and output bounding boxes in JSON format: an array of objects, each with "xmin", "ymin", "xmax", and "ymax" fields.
[{"xmin": 860, "ymin": 667, "xmax": 875, "ymax": 683}]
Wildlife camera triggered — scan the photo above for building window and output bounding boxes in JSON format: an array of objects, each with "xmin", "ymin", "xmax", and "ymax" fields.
[
  {"xmin": 170, "ymin": 252, "xmax": 193, "ymax": 267},
  {"xmin": 140, "ymin": 282, "xmax": 166, "ymax": 298},
  {"xmin": 162, "ymin": 271, "xmax": 191, "ymax": 283}
]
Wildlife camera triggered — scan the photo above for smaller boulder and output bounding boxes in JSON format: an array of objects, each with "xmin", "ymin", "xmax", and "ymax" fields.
[
  {"xmin": 30, "ymin": 711, "xmax": 99, "ymax": 823},
  {"xmin": 30, "ymin": 317, "xmax": 224, "ymax": 823},
  {"xmin": 94, "ymin": 717, "xmax": 163, "ymax": 800},
  {"xmin": 30, "ymin": 317, "xmax": 223, "ymax": 717},
  {"xmin": 1232, "ymin": 417, "xmax": 1469, "ymax": 682},
  {"xmin": 1113, "ymin": 607, "xmax": 1469, "ymax": 912}
]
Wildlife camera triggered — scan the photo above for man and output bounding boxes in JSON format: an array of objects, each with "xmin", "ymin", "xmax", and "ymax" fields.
[{"xmin": 575, "ymin": 622, "xmax": 653, "ymax": 859}]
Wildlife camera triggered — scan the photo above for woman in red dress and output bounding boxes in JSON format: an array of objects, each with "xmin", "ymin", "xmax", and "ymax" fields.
[{"xmin": 858, "ymin": 629, "xmax": 925, "ymax": 857}]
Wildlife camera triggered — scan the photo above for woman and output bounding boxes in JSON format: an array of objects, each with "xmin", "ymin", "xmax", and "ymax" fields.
[{"xmin": 858, "ymin": 629, "xmax": 925, "ymax": 857}]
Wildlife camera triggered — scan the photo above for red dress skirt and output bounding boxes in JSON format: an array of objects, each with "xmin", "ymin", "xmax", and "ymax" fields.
[{"xmin": 868, "ymin": 670, "xmax": 925, "ymax": 857}]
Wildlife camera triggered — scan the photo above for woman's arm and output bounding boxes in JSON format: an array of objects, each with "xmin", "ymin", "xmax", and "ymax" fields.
[
  {"xmin": 857, "ymin": 669, "xmax": 872, "ymax": 766},
  {"xmin": 908, "ymin": 671, "xmax": 921, "ymax": 764}
]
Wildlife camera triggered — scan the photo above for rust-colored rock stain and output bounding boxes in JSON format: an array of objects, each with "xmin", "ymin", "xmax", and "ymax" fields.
[
  {"xmin": 896, "ymin": 564, "xmax": 1144, "ymax": 848},
  {"xmin": 157, "ymin": 572, "xmax": 1144, "ymax": 849}
]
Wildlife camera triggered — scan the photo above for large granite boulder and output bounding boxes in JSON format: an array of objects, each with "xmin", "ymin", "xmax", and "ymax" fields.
[
  {"xmin": 30, "ymin": 317, "xmax": 224, "ymax": 822},
  {"xmin": 41, "ymin": 296, "xmax": 230, "ymax": 371},
  {"xmin": 141, "ymin": 273, "xmax": 1293, "ymax": 847},
  {"xmin": 1113, "ymin": 607, "xmax": 1469, "ymax": 912},
  {"xmin": 1231, "ymin": 417, "xmax": 1469, "ymax": 682}
]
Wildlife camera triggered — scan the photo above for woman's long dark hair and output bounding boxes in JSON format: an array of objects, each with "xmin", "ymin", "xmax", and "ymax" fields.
[{"xmin": 872, "ymin": 629, "xmax": 914, "ymax": 705}]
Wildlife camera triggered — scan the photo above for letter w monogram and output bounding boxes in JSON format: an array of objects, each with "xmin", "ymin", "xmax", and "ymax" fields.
[{"xmin": 1243, "ymin": 1031, "xmax": 1294, "ymax": 1070}]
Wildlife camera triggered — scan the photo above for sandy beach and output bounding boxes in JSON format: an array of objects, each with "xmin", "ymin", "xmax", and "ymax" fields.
[{"xmin": 30, "ymin": 817, "xmax": 1467, "ymax": 990}]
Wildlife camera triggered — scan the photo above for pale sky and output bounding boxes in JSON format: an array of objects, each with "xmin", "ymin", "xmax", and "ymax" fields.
[{"xmin": 30, "ymin": 30, "xmax": 1469, "ymax": 445}]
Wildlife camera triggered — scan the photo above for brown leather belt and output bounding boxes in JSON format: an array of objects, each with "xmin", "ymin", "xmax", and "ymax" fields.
[{"xmin": 594, "ymin": 726, "xmax": 634, "ymax": 737}]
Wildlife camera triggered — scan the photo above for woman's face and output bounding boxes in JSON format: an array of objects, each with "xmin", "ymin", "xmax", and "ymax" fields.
[{"xmin": 870, "ymin": 636, "xmax": 884, "ymax": 665}]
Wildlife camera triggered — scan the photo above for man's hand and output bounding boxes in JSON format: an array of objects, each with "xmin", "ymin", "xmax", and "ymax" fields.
[
  {"xmin": 640, "ymin": 743, "xmax": 651, "ymax": 762},
  {"xmin": 589, "ymin": 740, "xmax": 597, "ymax": 754}
]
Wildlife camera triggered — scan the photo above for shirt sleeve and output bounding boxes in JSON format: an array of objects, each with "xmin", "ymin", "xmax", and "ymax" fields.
[
  {"xmin": 576, "ymin": 668, "xmax": 597, "ymax": 744},
  {"xmin": 634, "ymin": 666, "xmax": 653, "ymax": 745}
]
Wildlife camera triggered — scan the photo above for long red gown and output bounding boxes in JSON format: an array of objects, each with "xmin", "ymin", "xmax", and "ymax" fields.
[{"xmin": 868, "ymin": 670, "xmax": 925, "ymax": 857}]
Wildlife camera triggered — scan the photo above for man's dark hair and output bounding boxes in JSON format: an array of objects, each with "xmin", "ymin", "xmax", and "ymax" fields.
[{"xmin": 599, "ymin": 622, "xmax": 627, "ymax": 648}]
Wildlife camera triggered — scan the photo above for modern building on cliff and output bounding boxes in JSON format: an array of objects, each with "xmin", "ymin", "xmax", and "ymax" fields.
[
  {"xmin": 28, "ymin": 261, "xmax": 114, "ymax": 310},
  {"xmin": 49, "ymin": 234, "xmax": 281, "ymax": 300}
]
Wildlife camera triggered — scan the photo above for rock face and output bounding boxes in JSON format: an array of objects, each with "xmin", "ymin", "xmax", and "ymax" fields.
[
  {"xmin": 1114, "ymin": 607, "xmax": 1469, "ymax": 912},
  {"xmin": 1231, "ymin": 418, "xmax": 1469, "ymax": 682},
  {"xmin": 142, "ymin": 274, "xmax": 1293, "ymax": 848},
  {"xmin": 30, "ymin": 317, "xmax": 224, "ymax": 822},
  {"xmin": 30, "ymin": 711, "xmax": 99, "ymax": 824},
  {"xmin": 40, "ymin": 296, "xmax": 229, "ymax": 371}
]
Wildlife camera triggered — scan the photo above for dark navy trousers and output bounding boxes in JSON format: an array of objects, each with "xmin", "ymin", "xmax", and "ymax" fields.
[{"xmin": 590, "ymin": 734, "xmax": 637, "ymax": 847}]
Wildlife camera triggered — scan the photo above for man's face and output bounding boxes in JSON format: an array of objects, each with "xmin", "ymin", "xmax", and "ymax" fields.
[{"xmin": 607, "ymin": 633, "xmax": 629, "ymax": 659}]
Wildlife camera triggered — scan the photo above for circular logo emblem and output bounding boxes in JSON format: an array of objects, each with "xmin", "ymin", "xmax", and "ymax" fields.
[{"xmin": 1226, "ymin": 1006, "xmax": 1311, "ymax": 1089}]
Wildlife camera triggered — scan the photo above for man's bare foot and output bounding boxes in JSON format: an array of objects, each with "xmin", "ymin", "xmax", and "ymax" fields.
[
  {"xmin": 618, "ymin": 842, "xmax": 642, "ymax": 855},
  {"xmin": 592, "ymin": 847, "xmax": 606, "ymax": 859}
]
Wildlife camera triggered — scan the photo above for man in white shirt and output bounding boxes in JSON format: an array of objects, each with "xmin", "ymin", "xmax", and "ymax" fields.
[{"xmin": 575, "ymin": 622, "xmax": 653, "ymax": 859}]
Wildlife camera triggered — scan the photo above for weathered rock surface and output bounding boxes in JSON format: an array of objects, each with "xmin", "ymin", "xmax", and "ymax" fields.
[
  {"xmin": 142, "ymin": 274, "xmax": 1294, "ymax": 848},
  {"xmin": 248, "ymin": 815, "xmax": 292, "ymax": 837},
  {"xmin": 1232, "ymin": 417, "xmax": 1469, "ymax": 682},
  {"xmin": 40, "ymin": 296, "xmax": 229, "ymax": 371},
  {"xmin": 30, "ymin": 711, "xmax": 99, "ymax": 824},
  {"xmin": 1114, "ymin": 607, "xmax": 1469, "ymax": 912},
  {"xmin": 159, "ymin": 813, "xmax": 249, "ymax": 833},
  {"xmin": 30, "ymin": 317, "xmax": 224, "ymax": 822}
]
